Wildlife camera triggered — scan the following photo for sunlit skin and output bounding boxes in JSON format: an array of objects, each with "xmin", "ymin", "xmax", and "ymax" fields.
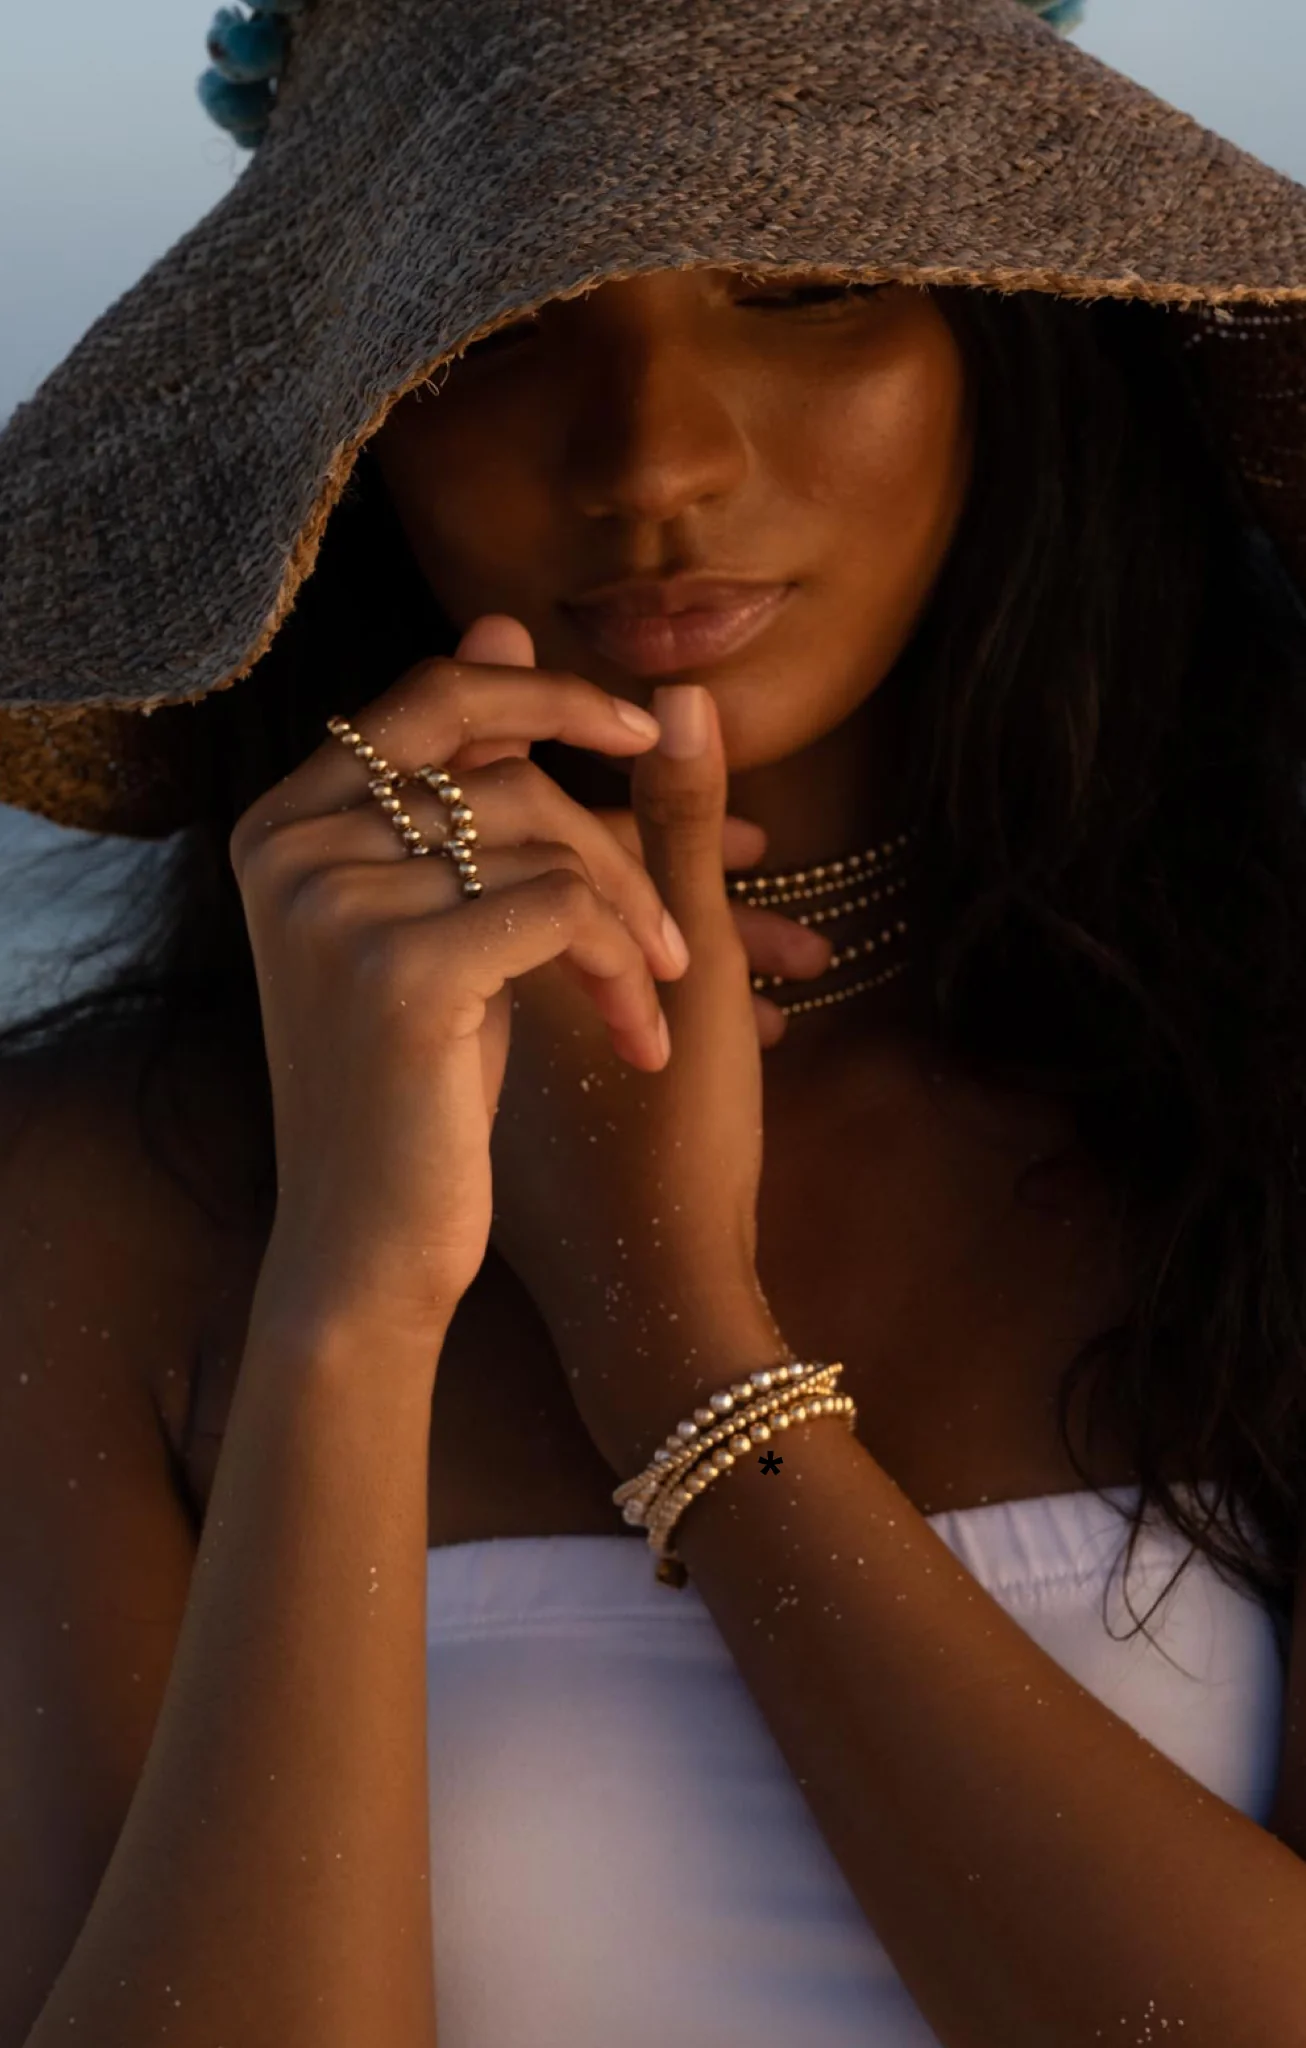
[{"xmin": 371, "ymin": 266, "xmax": 974, "ymax": 1083}]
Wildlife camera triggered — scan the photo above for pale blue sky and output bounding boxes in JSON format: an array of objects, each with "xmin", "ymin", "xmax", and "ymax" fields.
[
  {"xmin": 1, "ymin": 0, "xmax": 1304, "ymax": 422},
  {"xmin": 0, "ymin": 1, "xmax": 1303, "ymax": 1018}
]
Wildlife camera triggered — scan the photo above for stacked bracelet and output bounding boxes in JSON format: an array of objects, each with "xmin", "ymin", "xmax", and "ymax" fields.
[{"xmin": 612, "ymin": 1360, "xmax": 855, "ymax": 1587}]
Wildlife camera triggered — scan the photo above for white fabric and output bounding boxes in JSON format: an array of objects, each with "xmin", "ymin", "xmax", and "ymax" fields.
[{"xmin": 424, "ymin": 1482, "xmax": 1286, "ymax": 2047}]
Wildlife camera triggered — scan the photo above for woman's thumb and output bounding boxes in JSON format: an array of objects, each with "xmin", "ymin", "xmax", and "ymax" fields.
[{"xmin": 630, "ymin": 684, "xmax": 731, "ymax": 949}]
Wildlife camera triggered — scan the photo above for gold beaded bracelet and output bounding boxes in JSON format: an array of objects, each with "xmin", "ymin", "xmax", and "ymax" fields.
[
  {"xmin": 646, "ymin": 1372, "xmax": 855, "ymax": 1586},
  {"xmin": 615, "ymin": 1362, "xmax": 841, "ymax": 1527},
  {"xmin": 612, "ymin": 1361, "xmax": 856, "ymax": 1587}
]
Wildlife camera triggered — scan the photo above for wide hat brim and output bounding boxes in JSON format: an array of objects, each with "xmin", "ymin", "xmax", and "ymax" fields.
[{"xmin": 2, "ymin": 0, "xmax": 1305, "ymax": 835}]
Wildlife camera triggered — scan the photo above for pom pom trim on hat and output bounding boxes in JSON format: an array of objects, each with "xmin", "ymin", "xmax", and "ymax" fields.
[
  {"xmin": 205, "ymin": 6, "xmax": 287, "ymax": 84},
  {"xmin": 196, "ymin": 67, "xmax": 274, "ymax": 150},
  {"xmin": 197, "ymin": 1, "xmax": 307, "ymax": 148},
  {"xmin": 1018, "ymin": 0, "xmax": 1088, "ymax": 30}
]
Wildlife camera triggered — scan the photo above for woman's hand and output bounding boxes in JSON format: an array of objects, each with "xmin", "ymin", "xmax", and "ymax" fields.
[
  {"xmin": 446, "ymin": 623, "xmax": 835, "ymax": 1049},
  {"xmin": 227, "ymin": 627, "xmax": 694, "ymax": 1357},
  {"xmin": 588, "ymin": 805, "xmax": 834, "ymax": 1050},
  {"xmin": 486, "ymin": 640, "xmax": 800, "ymax": 1473},
  {"xmin": 227, "ymin": 614, "xmax": 829, "ymax": 1364}
]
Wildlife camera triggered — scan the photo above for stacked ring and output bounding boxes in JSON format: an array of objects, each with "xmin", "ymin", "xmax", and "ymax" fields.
[{"xmin": 326, "ymin": 716, "xmax": 484, "ymax": 897}]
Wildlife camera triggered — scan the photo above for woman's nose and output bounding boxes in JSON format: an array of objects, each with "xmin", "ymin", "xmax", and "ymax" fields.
[{"xmin": 562, "ymin": 339, "xmax": 751, "ymax": 526}]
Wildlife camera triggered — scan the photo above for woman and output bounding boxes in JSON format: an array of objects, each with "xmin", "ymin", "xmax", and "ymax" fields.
[{"xmin": 2, "ymin": 1, "xmax": 1306, "ymax": 2043}]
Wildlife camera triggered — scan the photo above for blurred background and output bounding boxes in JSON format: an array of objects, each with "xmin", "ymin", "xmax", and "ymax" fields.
[{"xmin": 1, "ymin": 0, "xmax": 1303, "ymax": 1025}]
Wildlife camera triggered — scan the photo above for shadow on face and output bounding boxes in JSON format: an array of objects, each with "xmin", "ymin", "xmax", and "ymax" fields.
[{"xmin": 370, "ymin": 267, "xmax": 975, "ymax": 786}]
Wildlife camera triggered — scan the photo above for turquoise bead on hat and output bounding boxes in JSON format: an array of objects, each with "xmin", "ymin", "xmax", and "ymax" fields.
[
  {"xmin": 1018, "ymin": 0, "xmax": 1087, "ymax": 29},
  {"xmin": 196, "ymin": 67, "xmax": 274, "ymax": 148},
  {"xmin": 205, "ymin": 6, "xmax": 287, "ymax": 84},
  {"xmin": 198, "ymin": 1, "xmax": 303, "ymax": 146}
]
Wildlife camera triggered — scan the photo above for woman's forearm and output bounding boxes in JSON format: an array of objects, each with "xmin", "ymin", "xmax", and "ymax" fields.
[
  {"xmin": 23, "ymin": 1313, "xmax": 444, "ymax": 2048},
  {"xmin": 676, "ymin": 1408, "xmax": 1306, "ymax": 2048}
]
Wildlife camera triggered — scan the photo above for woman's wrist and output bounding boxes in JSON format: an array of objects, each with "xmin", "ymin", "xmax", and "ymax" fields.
[
  {"xmin": 564, "ymin": 1287, "xmax": 796, "ymax": 1476},
  {"xmin": 243, "ymin": 1278, "xmax": 454, "ymax": 1395}
]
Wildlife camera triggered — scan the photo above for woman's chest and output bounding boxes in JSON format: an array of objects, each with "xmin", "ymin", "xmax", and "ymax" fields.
[{"xmin": 175, "ymin": 1073, "xmax": 1140, "ymax": 1548}]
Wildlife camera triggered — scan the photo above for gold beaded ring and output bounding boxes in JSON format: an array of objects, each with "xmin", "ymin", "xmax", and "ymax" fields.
[{"xmin": 326, "ymin": 716, "xmax": 484, "ymax": 898}]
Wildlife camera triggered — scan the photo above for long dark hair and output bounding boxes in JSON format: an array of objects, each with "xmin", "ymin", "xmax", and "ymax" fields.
[{"xmin": 6, "ymin": 285, "xmax": 1306, "ymax": 1660}]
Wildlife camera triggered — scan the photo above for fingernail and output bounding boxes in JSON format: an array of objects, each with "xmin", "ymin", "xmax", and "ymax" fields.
[
  {"xmin": 653, "ymin": 684, "xmax": 709, "ymax": 758},
  {"xmin": 612, "ymin": 698, "xmax": 661, "ymax": 738},
  {"xmin": 655, "ymin": 1009, "xmax": 671, "ymax": 1062},
  {"xmin": 660, "ymin": 908, "xmax": 690, "ymax": 972}
]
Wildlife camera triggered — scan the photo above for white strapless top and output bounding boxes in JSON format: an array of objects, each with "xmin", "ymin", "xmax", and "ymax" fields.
[{"xmin": 424, "ymin": 1483, "xmax": 1286, "ymax": 2047}]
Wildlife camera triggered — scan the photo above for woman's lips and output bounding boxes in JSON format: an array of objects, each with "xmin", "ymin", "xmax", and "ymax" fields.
[{"xmin": 563, "ymin": 584, "xmax": 794, "ymax": 675}]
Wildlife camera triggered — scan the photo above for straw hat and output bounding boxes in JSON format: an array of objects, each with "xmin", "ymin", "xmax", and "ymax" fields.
[{"xmin": 1, "ymin": 0, "xmax": 1303, "ymax": 837}]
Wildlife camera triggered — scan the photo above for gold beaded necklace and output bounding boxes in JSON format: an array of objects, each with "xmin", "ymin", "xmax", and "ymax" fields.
[{"xmin": 728, "ymin": 826, "xmax": 920, "ymax": 1019}]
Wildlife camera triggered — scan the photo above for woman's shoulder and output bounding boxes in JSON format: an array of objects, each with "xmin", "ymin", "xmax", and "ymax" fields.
[
  {"xmin": 0, "ymin": 1011, "xmax": 264, "ymax": 1227},
  {"xmin": 0, "ymin": 1014, "xmax": 269, "ymax": 1445}
]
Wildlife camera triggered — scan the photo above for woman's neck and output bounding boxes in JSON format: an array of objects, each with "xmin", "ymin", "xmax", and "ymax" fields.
[
  {"xmin": 727, "ymin": 674, "xmax": 934, "ymax": 1076},
  {"xmin": 723, "ymin": 670, "xmax": 917, "ymax": 876}
]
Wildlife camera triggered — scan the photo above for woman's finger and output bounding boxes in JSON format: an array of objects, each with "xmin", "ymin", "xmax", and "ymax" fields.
[
  {"xmin": 731, "ymin": 901, "xmax": 833, "ymax": 985},
  {"xmin": 418, "ymin": 754, "xmax": 692, "ymax": 981},
  {"xmin": 591, "ymin": 807, "xmax": 833, "ymax": 1014},
  {"xmin": 423, "ymin": 863, "xmax": 671, "ymax": 1072},
  {"xmin": 273, "ymin": 839, "xmax": 671, "ymax": 1071},
  {"xmin": 230, "ymin": 657, "xmax": 662, "ymax": 869},
  {"xmin": 754, "ymin": 995, "xmax": 788, "ymax": 1048},
  {"xmin": 591, "ymin": 806, "xmax": 767, "ymax": 873},
  {"xmin": 254, "ymin": 754, "xmax": 693, "ymax": 985},
  {"xmin": 627, "ymin": 684, "xmax": 736, "ymax": 987},
  {"xmin": 440, "ymin": 613, "xmax": 536, "ymax": 771}
]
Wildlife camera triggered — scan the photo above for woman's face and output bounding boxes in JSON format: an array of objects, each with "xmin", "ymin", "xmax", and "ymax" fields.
[{"xmin": 371, "ymin": 267, "xmax": 973, "ymax": 776}]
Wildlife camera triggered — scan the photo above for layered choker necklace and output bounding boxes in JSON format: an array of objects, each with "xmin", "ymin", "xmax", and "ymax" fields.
[{"xmin": 727, "ymin": 825, "xmax": 921, "ymax": 1019}]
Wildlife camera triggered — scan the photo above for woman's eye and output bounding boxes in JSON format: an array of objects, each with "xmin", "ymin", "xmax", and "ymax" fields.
[
  {"xmin": 741, "ymin": 282, "xmax": 888, "ymax": 314},
  {"xmin": 459, "ymin": 281, "xmax": 889, "ymax": 362}
]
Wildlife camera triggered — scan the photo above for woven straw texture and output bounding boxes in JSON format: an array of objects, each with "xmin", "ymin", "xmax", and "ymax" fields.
[{"xmin": 1, "ymin": 0, "xmax": 1305, "ymax": 835}]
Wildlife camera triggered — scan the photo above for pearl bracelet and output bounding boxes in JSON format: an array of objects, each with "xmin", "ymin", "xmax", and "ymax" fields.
[
  {"xmin": 612, "ymin": 1361, "xmax": 856, "ymax": 1588},
  {"xmin": 614, "ymin": 1362, "xmax": 841, "ymax": 1527},
  {"xmin": 642, "ymin": 1367, "xmax": 848, "ymax": 1555}
]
